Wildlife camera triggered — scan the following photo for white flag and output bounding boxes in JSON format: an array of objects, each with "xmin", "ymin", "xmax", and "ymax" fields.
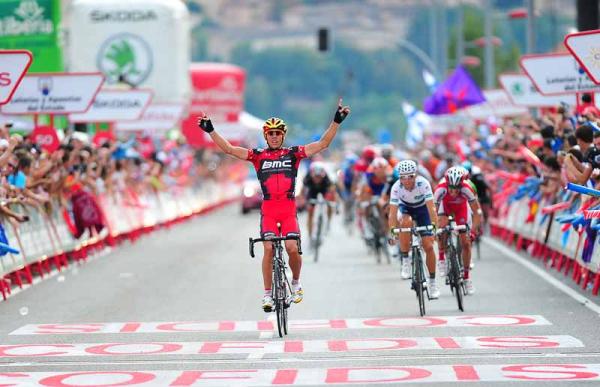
[{"xmin": 402, "ymin": 102, "xmax": 430, "ymax": 147}]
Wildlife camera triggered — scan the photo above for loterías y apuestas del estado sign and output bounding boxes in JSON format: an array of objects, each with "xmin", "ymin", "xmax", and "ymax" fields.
[{"xmin": 0, "ymin": 0, "xmax": 54, "ymax": 37}]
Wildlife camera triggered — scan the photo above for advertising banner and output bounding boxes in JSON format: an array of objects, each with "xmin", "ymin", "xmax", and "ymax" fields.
[
  {"xmin": 181, "ymin": 63, "xmax": 246, "ymax": 147},
  {"xmin": 520, "ymin": 53, "xmax": 600, "ymax": 95},
  {"xmin": 69, "ymin": 89, "xmax": 153, "ymax": 122},
  {"xmin": 0, "ymin": 50, "xmax": 32, "ymax": 104},
  {"xmin": 114, "ymin": 103, "xmax": 184, "ymax": 131},
  {"xmin": 465, "ymin": 89, "xmax": 528, "ymax": 119},
  {"xmin": 0, "ymin": 0, "xmax": 63, "ymax": 72},
  {"xmin": 0, "ymin": 73, "xmax": 104, "ymax": 114},
  {"xmin": 564, "ymin": 29, "xmax": 600, "ymax": 85},
  {"xmin": 498, "ymin": 73, "xmax": 576, "ymax": 107},
  {"xmin": 68, "ymin": 0, "xmax": 190, "ymax": 104}
]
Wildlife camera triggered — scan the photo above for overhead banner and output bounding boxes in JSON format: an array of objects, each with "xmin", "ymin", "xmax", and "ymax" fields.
[
  {"xmin": 0, "ymin": 50, "xmax": 32, "ymax": 105},
  {"xmin": 69, "ymin": 89, "xmax": 153, "ymax": 122},
  {"xmin": 67, "ymin": 0, "xmax": 190, "ymax": 104},
  {"xmin": 0, "ymin": 0, "xmax": 64, "ymax": 72},
  {"xmin": 114, "ymin": 103, "xmax": 184, "ymax": 131},
  {"xmin": 0, "ymin": 73, "xmax": 104, "ymax": 115},
  {"xmin": 465, "ymin": 89, "xmax": 528, "ymax": 119},
  {"xmin": 564, "ymin": 29, "xmax": 600, "ymax": 85},
  {"xmin": 498, "ymin": 73, "xmax": 576, "ymax": 107},
  {"xmin": 520, "ymin": 53, "xmax": 600, "ymax": 95}
]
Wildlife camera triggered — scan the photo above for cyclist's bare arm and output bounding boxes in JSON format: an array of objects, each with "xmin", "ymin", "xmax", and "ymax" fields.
[
  {"xmin": 208, "ymin": 130, "xmax": 249, "ymax": 160},
  {"xmin": 388, "ymin": 204, "xmax": 399, "ymax": 230},
  {"xmin": 469, "ymin": 199, "xmax": 482, "ymax": 227},
  {"xmin": 425, "ymin": 200, "xmax": 438, "ymax": 227},
  {"xmin": 305, "ymin": 98, "xmax": 350, "ymax": 157},
  {"xmin": 198, "ymin": 115, "xmax": 249, "ymax": 160}
]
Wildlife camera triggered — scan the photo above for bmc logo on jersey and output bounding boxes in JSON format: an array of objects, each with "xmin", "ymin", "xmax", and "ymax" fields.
[{"xmin": 262, "ymin": 160, "xmax": 292, "ymax": 170}]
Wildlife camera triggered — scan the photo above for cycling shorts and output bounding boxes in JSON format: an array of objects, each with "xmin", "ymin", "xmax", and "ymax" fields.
[
  {"xmin": 398, "ymin": 204, "xmax": 433, "ymax": 236},
  {"xmin": 437, "ymin": 201, "xmax": 471, "ymax": 229},
  {"xmin": 260, "ymin": 200, "xmax": 300, "ymax": 238}
]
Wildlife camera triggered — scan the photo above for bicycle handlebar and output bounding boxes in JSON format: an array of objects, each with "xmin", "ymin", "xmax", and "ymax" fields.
[
  {"xmin": 249, "ymin": 235, "xmax": 302, "ymax": 258},
  {"xmin": 436, "ymin": 223, "xmax": 467, "ymax": 235},
  {"xmin": 308, "ymin": 198, "xmax": 336, "ymax": 207},
  {"xmin": 393, "ymin": 225, "xmax": 435, "ymax": 234}
]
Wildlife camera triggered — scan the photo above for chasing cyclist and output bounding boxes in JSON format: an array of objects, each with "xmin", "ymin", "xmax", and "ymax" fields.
[
  {"xmin": 197, "ymin": 100, "xmax": 350, "ymax": 312},
  {"xmin": 303, "ymin": 161, "xmax": 338, "ymax": 248},
  {"xmin": 433, "ymin": 166, "xmax": 482, "ymax": 295},
  {"xmin": 357, "ymin": 157, "xmax": 390, "ymax": 249},
  {"xmin": 388, "ymin": 160, "xmax": 440, "ymax": 299}
]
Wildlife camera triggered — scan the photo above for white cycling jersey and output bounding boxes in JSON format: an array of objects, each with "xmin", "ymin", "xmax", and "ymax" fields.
[{"xmin": 389, "ymin": 175, "xmax": 434, "ymax": 208}]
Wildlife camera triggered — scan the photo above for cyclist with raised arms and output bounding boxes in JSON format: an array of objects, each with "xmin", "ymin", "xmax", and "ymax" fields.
[
  {"xmin": 434, "ymin": 166, "xmax": 481, "ymax": 295},
  {"xmin": 388, "ymin": 160, "xmax": 440, "ymax": 298},
  {"xmin": 303, "ymin": 161, "xmax": 337, "ymax": 247},
  {"xmin": 197, "ymin": 99, "xmax": 350, "ymax": 312}
]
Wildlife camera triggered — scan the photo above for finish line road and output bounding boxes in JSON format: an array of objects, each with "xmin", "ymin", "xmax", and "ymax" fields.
[{"xmin": 0, "ymin": 204, "xmax": 598, "ymax": 386}]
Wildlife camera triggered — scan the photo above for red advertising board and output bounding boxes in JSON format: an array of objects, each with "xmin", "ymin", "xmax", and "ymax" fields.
[
  {"xmin": 181, "ymin": 63, "xmax": 246, "ymax": 148},
  {"xmin": 30, "ymin": 126, "xmax": 60, "ymax": 153}
]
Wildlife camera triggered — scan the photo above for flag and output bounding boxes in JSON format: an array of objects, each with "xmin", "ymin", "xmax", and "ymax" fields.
[
  {"xmin": 422, "ymin": 69, "xmax": 438, "ymax": 94},
  {"xmin": 402, "ymin": 102, "xmax": 429, "ymax": 147},
  {"xmin": 424, "ymin": 65, "xmax": 486, "ymax": 115}
]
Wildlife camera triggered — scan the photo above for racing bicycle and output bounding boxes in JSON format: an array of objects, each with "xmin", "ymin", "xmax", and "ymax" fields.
[
  {"xmin": 393, "ymin": 224, "xmax": 435, "ymax": 316},
  {"xmin": 249, "ymin": 232, "xmax": 302, "ymax": 337}
]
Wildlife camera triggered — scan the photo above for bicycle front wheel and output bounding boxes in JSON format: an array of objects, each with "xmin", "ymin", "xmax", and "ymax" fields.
[
  {"xmin": 447, "ymin": 244, "xmax": 464, "ymax": 312},
  {"xmin": 413, "ymin": 250, "xmax": 426, "ymax": 316},
  {"xmin": 314, "ymin": 214, "xmax": 323, "ymax": 263},
  {"xmin": 273, "ymin": 264, "xmax": 285, "ymax": 337}
]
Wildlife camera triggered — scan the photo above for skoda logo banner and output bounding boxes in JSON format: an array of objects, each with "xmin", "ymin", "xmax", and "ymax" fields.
[{"xmin": 97, "ymin": 33, "xmax": 152, "ymax": 87}]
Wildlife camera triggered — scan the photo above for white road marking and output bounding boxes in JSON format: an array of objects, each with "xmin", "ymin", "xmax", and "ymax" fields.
[
  {"xmin": 0, "ymin": 336, "xmax": 582, "ymax": 358},
  {"xmin": 2, "ymin": 363, "xmax": 600, "ymax": 385},
  {"xmin": 484, "ymin": 237, "xmax": 600, "ymax": 315}
]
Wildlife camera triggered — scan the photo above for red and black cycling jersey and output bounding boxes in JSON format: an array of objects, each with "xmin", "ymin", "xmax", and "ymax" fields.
[{"xmin": 247, "ymin": 146, "xmax": 307, "ymax": 200}]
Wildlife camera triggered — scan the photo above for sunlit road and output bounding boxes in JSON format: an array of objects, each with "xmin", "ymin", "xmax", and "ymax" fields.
[{"xmin": 0, "ymin": 204, "xmax": 599, "ymax": 385}]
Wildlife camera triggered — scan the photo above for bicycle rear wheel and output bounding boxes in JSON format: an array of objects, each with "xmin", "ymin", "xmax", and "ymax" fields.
[
  {"xmin": 447, "ymin": 244, "xmax": 464, "ymax": 312},
  {"xmin": 413, "ymin": 250, "xmax": 426, "ymax": 316}
]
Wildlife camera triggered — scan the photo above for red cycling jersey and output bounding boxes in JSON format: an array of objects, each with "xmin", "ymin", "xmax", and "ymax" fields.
[
  {"xmin": 433, "ymin": 178, "xmax": 477, "ymax": 225},
  {"xmin": 247, "ymin": 146, "xmax": 307, "ymax": 236}
]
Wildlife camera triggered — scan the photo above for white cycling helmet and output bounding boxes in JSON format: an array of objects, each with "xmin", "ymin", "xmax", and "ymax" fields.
[
  {"xmin": 396, "ymin": 160, "xmax": 417, "ymax": 176},
  {"xmin": 370, "ymin": 157, "xmax": 389, "ymax": 169},
  {"xmin": 309, "ymin": 161, "xmax": 326, "ymax": 177},
  {"xmin": 445, "ymin": 166, "xmax": 465, "ymax": 187}
]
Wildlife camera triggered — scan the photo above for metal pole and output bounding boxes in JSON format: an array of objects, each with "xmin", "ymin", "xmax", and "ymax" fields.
[
  {"xmin": 397, "ymin": 39, "xmax": 441, "ymax": 80},
  {"xmin": 484, "ymin": 0, "xmax": 494, "ymax": 89},
  {"xmin": 429, "ymin": 2, "xmax": 439, "ymax": 74},
  {"xmin": 526, "ymin": 0, "xmax": 535, "ymax": 53},
  {"xmin": 456, "ymin": 4, "xmax": 464, "ymax": 66},
  {"xmin": 440, "ymin": 2, "xmax": 448, "ymax": 75}
]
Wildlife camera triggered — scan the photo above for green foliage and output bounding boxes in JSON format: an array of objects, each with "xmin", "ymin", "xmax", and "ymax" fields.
[{"xmin": 229, "ymin": 41, "xmax": 426, "ymax": 141}]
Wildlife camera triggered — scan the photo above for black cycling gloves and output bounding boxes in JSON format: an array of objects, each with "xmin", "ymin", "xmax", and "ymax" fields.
[
  {"xmin": 198, "ymin": 117, "xmax": 214, "ymax": 133},
  {"xmin": 334, "ymin": 105, "xmax": 349, "ymax": 124}
]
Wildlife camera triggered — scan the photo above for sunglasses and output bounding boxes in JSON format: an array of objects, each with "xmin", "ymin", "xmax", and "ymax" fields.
[
  {"xmin": 267, "ymin": 131, "xmax": 283, "ymax": 137},
  {"xmin": 448, "ymin": 185, "xmax": 461, "ymax": 190},
  {"xmin": 400, "ymin": 174, "xmax": 415, "ymax": 180}
]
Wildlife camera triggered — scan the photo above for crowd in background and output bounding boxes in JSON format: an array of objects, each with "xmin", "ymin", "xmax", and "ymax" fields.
[{"xmin": 0, "ymin": 123, "xmax": 237, "ymax": 248}]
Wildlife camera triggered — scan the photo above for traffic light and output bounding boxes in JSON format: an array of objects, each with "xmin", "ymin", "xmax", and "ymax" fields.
[{"xmin": 318, "ymin": 28, "xmax": 329, "ymax": 52}]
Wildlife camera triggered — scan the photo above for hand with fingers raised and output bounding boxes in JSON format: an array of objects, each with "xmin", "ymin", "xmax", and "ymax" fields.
[
  {"xmin": 334, "ymin": 98, "xmax": 351, "ymax": 124},
  {"xmin": 197, "ymin": 113, "xmax": 214, "ymax": 133}
]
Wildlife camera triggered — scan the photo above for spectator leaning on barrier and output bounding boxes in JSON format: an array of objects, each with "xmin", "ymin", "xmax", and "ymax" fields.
[{"xmin": 564, "ymin": 124, "xmax": 600, "ymax": 185}]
